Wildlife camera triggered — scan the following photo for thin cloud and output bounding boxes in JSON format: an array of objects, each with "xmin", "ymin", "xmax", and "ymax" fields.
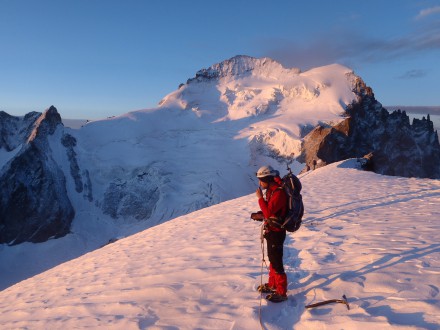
[
  {"xmin": 263, "ymin": 23, "xmax": 440, "ymax": 71},
  {"xmin": 416, "ymin": 6, "xmax": 440, "ymax": 20},
  {"xmin": 398, "ymin": 69, "xmax": 427, "ymax": 79}
]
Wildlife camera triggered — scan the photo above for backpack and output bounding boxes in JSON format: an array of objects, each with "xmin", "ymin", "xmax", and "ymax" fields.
[{"xmin": 269, "ymin": 170, "xmax": 304, "ymax": 232}]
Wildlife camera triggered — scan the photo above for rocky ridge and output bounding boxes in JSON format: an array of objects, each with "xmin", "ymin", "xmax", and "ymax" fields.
[
  {"xmin": 0, "ymin": 111, "xmax": 40, "ymax": 151},
  {"xmin": 0, "ymin": 106, "xmax": 75, "ymax": 245},
  {"xmin": 299, "ymin": 78, "xmax": 440, "ymax": 178}
]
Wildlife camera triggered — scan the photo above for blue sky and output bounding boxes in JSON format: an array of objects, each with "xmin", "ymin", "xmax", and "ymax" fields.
[{"xmin": 1, "ymin": 0, "xmax": 439, "ymax": 119}]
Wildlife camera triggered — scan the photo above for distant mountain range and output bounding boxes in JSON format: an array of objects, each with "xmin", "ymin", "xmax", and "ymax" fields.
[{"xmin": 385, "ymin": 105, "xmax": 440, "ymax": 115}]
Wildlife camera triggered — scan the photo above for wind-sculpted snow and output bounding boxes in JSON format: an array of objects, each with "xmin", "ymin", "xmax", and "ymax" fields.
[{"xmin": 0, "ymin": 160, "xmax": 439, "ymax": 329}]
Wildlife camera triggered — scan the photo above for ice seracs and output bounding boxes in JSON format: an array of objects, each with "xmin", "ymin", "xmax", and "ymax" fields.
[{"xmin": 161, "ymin": 56, "xmax": 356, "ymax": 130}]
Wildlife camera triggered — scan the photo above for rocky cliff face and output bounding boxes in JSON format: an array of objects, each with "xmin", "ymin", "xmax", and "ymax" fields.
[
  {"xmin": 0, "ymin": 106, "xmax": 75, "ymax": 245},
  {"xmin": 299, "ymin": 77, "xmax": 440, "ymax": 178},
  {"xmin": 0, "ymin": 111, "xmax": 40, "ymax": 151}
]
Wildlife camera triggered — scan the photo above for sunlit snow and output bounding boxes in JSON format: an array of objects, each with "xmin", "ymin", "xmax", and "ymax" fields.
[{"xmin": 0, "ymin": 160, "xmax": 439, "ymax": 329}]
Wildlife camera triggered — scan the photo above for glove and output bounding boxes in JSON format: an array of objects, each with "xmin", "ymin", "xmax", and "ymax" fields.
[{"xmin": 250, "ymin": 211, "xmax": 264, "ymax": 221}]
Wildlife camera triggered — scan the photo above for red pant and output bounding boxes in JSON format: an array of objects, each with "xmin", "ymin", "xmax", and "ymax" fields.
[
  {"xmin": 268, "ymin": 263, "xmax": 287, "ymax": 296},
  {"xmin": 265, "ymin": 230, "xmax": 287, "ymax": 296}
]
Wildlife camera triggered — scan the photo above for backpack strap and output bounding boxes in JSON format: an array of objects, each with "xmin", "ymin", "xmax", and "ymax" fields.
[
  {"xmin": 268, "ymin": 186, "xmax": 287, "ymax": 219},
  {"xmin": 265, "ymin": 186, "xmax": 283, "ymax": 200}
]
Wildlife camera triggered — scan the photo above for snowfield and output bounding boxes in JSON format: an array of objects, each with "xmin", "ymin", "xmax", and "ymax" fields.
[{"xmin": 1, "ymin": 159, "xmax": 439, "ymax": 329}]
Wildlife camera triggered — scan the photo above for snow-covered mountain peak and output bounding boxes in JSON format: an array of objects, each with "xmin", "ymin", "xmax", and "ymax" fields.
[
  {"xmin": 159, "ymin": 56, "xmax": 357, "ymax": 132},
  {"xmin": 27, "ymin": 106, "xmax": 62, "ymax": 143},
  {"xmin": 189, "ymin": 55, "xmax": 300, "ymax": 82}
]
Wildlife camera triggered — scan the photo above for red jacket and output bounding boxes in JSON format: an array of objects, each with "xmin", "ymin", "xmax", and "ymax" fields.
[{"xmin": 258, "ymin": 177, "xmax": 287, "ymax": 232}]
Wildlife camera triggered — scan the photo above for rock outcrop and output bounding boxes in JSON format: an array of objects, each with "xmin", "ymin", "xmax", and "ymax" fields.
[
  {"xmin": 0, "ymin": 106, "xmax": 75, "ymax": 245},
  {"xmin": 300, "ymin": 78, "xmax": 440, "ymax": 178},
  {"xmin": 0, "ymin": 111, "xmax": 40, "ymax": 151}
]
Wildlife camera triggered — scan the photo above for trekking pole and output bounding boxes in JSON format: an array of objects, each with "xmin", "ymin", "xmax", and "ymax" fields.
[
  {"xmin": 259, "ymin": 224, "xmax": 267, "ymax": 330},
  {"xmin": 286, "ymin": 155, "xmax": 294, "ymax": 175}
]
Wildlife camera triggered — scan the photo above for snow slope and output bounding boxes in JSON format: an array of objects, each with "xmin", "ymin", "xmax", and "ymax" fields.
[
  {"xmin": 1, "ymin": 160, "xmax": 439, "ymax": 329},
  {"xmin": 1, "ymin": 57, "xmax": 361, "ymax": 290}
]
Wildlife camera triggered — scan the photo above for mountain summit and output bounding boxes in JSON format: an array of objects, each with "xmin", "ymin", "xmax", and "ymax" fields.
[
  {"xmin": 160, "ymin": 56, "xmax": 356, "ymax": 128},
  {"xmin": 189, "ymin": 55, "xmax": 300, "ymax": 81}
]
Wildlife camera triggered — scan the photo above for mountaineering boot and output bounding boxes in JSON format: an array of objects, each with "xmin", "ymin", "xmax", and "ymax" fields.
[
  {"xmin": 257, "ymin": 283, "xmax": 276, "ymax": 293},
  {"xmin": 265, "ymin": 292, "xmax": 288, "ymax": 303}
]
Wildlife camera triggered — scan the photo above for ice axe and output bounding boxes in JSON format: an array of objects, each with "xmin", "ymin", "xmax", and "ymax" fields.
[{"xmin": 305, "ymin": 294, "xmax": 350, "ymax": 310}]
